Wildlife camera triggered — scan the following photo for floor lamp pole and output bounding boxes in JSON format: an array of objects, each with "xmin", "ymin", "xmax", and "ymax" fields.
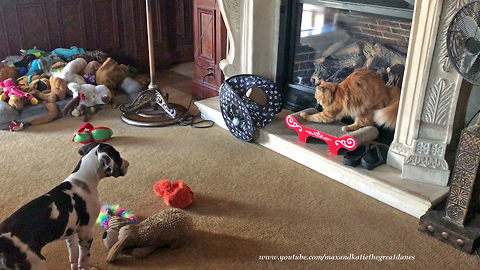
[{"xmin": 118, "ymin": 0, "xmax": 189, "ymax": 127}]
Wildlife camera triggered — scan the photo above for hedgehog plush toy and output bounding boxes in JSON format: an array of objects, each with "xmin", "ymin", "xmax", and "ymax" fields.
[{"xmin": 104, "ymin": 208, "xmax": 194, "ymax": 263}]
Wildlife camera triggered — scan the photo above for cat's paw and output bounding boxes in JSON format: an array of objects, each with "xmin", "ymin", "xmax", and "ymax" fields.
[
  {"xmin": 342, "ymin": 126, "xmax": 352, "ymax": 132},
  {"xmin": 300, "ymin": 112, "xmax": 307, "ymax": 119}
]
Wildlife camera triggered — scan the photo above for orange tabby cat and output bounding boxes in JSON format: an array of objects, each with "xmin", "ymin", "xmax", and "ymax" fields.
[{"xmin": 300, "ymin": 68, "xmax": 400, "ymax": 132}]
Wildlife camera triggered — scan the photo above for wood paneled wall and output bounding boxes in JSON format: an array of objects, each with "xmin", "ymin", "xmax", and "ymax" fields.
[{"xmin": 0, "ymin": 0, "xmax": 194, "ymax": 72}]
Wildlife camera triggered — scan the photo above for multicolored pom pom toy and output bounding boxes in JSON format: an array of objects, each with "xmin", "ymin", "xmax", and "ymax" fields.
[{"xmin": 96, "ymin": 204, "xmax": 137, "ymax": 229}]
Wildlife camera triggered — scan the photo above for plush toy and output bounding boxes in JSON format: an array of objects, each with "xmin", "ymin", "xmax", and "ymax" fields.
[
  {"xmin": 66, "ymin": 54, "xmax": 94, "ymax": 63},
  {"xmin": 96, "ymin": 57, "xmax": 142, "ymax": 95},
  {"xmin": 82, "ymin": 61, "xmax": 102, "ymax": 84},
  {"xmin": 20, "ymin": 48, "xmax": 48, "ymax": 58},
  {"xmin": 25, "ymin": 54, "xmax": 64, "ymax": 76},
  {"xmin": 0, "ymin": 64, "xmax": 19, "ymax": 82},
  {"xmin": 50, "ymin": 61, "xmax": 67, "ymax": 72},
  {"xmin": 49, "ymin": 77, "xmax": 68, "ymax": 100},
  {"xmin": 12, "ymin": 54, "xmax": 37, "ymax": 71},
  {"xmin": 17, "ymin": 74, "xmax": 47, "ymax": 89},
  {"xmin": 31, "ymin": 102, "xmax": 58, "ymax": 126},
  {"xmin": 104, "ymin": 208, "xmax": 194, "ymax": 263},
  {"xmin": 96, "ymin": 204, "xmax": 137, "ymax": 230},
  {"xmin": 8, "ymin": 121, "xmax": 24, "ymax": 131},
  {"xmin": 95, "ymin": 57, "xmax": 127, "ymax": 91},
  {"xmin": 2, "ymin": 55, "xmax": 24, "ymax": 67},
  {"xmin": 51, "ymin": 46, "xmax": 86, "ymax": 59},
  {"xmin": 51, "ymin": 58, "xmax": 87, "ymax": 85},
  {"xmin": 0, "ymin": 78, "xmax": 38, "ymax": 110},
  {"xmin": 153, "ymin": 180, "xmax": 195, "ymax": 209},
  {"xmin": 62, "ymin": 82, "xmax": 112, "ymax": 121},
  {"xmin": 72, "ymin": 123, "xmax": 113, "ymax": 144},
  {"xmin": 17, "ymin": 75, "xmax": 57, "ymax": 103},
  {"xmin": 87, "ymin": 50, "xmax": 109, "ymax": 63}
]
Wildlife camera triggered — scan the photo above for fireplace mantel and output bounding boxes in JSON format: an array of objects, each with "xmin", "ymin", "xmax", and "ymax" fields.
[
  {"xmin": 198, "ymin": 0, "xmax": 473, "ymax": 217},
  {"xmin": 216, "ymin": 0, "xmax": 280, "ymax": 79}
]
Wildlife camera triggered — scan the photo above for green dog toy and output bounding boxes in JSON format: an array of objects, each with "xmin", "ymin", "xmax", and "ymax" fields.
[{"xmin": 72, "ymin": 123, "xmax": 113, "ymax": 144}]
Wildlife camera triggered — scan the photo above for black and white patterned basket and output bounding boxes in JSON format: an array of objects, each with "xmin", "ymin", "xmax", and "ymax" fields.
[{"xmin": 219, "ymin": 74, "xmax": 282, "ymax": 141}]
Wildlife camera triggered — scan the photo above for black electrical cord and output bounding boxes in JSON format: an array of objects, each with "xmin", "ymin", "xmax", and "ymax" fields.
[
  {"xmin": 178, "ymin": 73, "xmax": 215, "ymax": 128},
  {"xmin": 180, "ymin": 0, "xmax": 219, "ymax": 128},
  {"xmin": 466, "ymin": 108, "xmax": 480, "ymax": 127}
]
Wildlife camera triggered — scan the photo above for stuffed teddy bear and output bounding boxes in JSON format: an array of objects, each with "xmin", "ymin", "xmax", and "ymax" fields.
[
  {"xmin": 51, "ymin": 58, "xmax": 87, "ymax": 85},
  {"xmin": 49, "ymin": 77, "xmax": 68, "ymax": 100},
  {"xmin": 62, "ymin": 82, "xmax": 112, "ymax": 122},
  {"xmin": 153, "ymin": 180, "xmax": 195, "ymax": 209},
  {"xmin": 104, "ymin": 208, "xmax": 194, "ymax": 263},
  {"xmin": 0, "ymin": 78, "xmax": 38, "ymax": 110},
  {"xmin": 95, "ymin": 57, "xmax": 127, "ymax": 92},
  {"xmin": 0, "ymin": 64, "xmax": 19, "ymax": 82},
  {"xmin": 96, "ymin": 57, "xmax": 142, "ymax": 95}
]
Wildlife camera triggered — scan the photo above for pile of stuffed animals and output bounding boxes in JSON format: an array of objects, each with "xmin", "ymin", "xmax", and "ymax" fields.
[{"xmin": 0, "ymin": 46, "xmax": 144, "ymax": 128}]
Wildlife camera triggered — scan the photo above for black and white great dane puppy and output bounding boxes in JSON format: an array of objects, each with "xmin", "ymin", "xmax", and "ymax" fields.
[{"xmin": 0, "ymin": 142, "xmax": 129, "ymax": 270}]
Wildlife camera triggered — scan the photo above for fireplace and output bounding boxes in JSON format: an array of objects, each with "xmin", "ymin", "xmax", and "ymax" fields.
[
  {"xmin": 200, "ymin": 0, "xmax": 474, "ymax": 217},
  {"xmin": 277, "ymin": 0, "xmax": 414, "ymax": 112},
  {"xmin": 275, "ymin": 0, "xmax": 414, "ymax": 144}
]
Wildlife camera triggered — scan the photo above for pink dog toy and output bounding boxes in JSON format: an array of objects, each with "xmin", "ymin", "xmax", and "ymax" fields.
[{"xmin": 0, "ymin": 78, "xmax": 38, "ymax": 107}]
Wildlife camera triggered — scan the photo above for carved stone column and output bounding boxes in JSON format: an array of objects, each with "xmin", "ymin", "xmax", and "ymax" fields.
[
  {"xmin": 387, "ymin": 0, "xmax": 472, "ymax": 186},
  {"xmin": 216, "ymin": 0, "xmax": 280, "ymax": 80}
]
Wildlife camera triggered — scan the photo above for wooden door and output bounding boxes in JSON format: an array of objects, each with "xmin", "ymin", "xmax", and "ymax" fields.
[{"xmin": 192, "ymin": 0, "xmax": 227, "ymax": 98}]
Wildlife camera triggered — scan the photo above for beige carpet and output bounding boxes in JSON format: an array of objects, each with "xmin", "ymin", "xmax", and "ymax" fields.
[{"xmin": 1, "ymin": 70, "xmax": 479, "ymax": 270}]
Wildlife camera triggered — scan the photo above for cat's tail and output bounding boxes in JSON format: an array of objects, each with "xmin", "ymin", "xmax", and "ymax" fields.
[{"xmin": 374, "ymin": 87, "xmax": 400, "ymax": 129}]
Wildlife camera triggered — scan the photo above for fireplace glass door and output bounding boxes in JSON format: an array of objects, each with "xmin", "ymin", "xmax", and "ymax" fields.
[{"xmin": 277, "ymin": 0, "xmax": 414, "ymax": 111}]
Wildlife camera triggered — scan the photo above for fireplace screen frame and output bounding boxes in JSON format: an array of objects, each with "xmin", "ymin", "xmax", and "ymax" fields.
[{"xmin": 275, "ymin": 0, "xmax": 414, "ymax": 112}]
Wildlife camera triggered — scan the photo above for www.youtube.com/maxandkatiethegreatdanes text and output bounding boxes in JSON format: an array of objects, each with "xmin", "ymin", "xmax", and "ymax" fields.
[{"xmin": 259, "ymin": 254, "xmax": 415, "ymax": 262}]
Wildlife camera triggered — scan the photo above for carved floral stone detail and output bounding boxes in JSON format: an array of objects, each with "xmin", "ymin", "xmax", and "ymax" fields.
[
  {"xmin": 223, "ymin": 0, "xmax": 239, "ymax": 31},
  {"xmin": 416, "ymin": 141, "xmax": 430, "ymax": 155},
  {"xmin": 451, "ymin": 168, "xmax": 475, "ymax": 190},
  {"xmin": 445, "ymin": 203, "xmax": 466, "ymax": 223},
  {"xmin": 460, "ymin": 132, "xmax": 480, "ymax": 154},
  {"xmin": 422, "ymin": 78, "xmax": 453, "ymax": 125},
  {"xmin": 405, "ymin": 154, "xmax": 449, "ymax": 170},
  {"xmin": 457, "ymin": 152, "xmax": 478, "ymax": 172},
  {"xmin": 390, "ymin": 142, "xmax": 410, "ymax": 155},
  {"xmin": 449, "ymin": 186, "xmax": 469, "ymax": 207},
  {"xmin": 430, "ymin": 144, "xmax": 445, "ymax": 157}
]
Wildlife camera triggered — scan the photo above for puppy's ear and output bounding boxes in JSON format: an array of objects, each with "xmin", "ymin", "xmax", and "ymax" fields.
[
  {"xmin": 79, "ymin": 142, "xmax": 100, "ymax": 156},
  {"xmin": 320, "ymin": 79, "xmax": 326, "ymax": 85},
  {"xmin": 98, "ymin": 152, "xmax": 114, "ymax": 177}
]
